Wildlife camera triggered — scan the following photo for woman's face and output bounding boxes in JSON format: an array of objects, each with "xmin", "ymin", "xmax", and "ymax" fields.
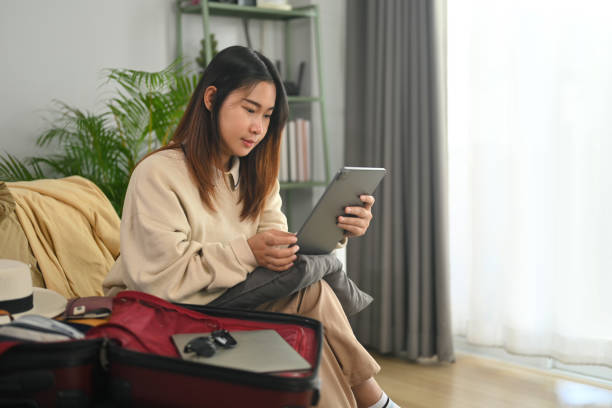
[{"xmin": 214, "ymin": 81, "xmax": 276, "ymax": 168}]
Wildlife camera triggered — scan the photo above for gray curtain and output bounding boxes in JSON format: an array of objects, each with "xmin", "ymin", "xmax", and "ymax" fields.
[{"xmin": 345, "ymin": 0, "xmax": 454, "ymax": 362}]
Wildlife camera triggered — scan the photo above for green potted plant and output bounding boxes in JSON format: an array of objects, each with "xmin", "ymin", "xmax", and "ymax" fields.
[{"xmin": 0, "ymin": 62, "xmax": 198, "ymax": 215}]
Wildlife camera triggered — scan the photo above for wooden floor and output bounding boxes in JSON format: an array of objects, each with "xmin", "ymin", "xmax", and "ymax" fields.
[{"xmin": 372, "ymin": 352, "xmax": 612, "ymax": 408}]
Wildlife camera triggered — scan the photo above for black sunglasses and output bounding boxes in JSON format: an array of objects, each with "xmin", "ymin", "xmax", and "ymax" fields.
[{"xmin": 184, "ymin": 329, "xmax": 237, "ymax": 357}]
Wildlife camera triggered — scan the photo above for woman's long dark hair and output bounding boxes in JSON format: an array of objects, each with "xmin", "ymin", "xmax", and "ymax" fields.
[{"xmin": 147, "ymin": 46, "xmax": 288, "ymax": 221}]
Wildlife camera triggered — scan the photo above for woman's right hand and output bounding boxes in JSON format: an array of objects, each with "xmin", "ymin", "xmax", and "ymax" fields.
[{"xmin": 247, "ymin": 230, "xmax": 299, "ymax": 272}]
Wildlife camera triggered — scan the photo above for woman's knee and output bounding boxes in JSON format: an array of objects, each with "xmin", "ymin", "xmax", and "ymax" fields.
[{"xmin": 297, "ymin": 279, "xmax": 341, "ymax": 315}]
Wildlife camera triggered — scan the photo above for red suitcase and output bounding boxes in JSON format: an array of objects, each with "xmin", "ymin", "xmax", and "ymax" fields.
[
  {"xmin": 1, "ymin": 291, "xmax": 323, "ymax": 408},
  {"xmin": 0, "ymin": 337, "xmax": 107, "ymax": 407},
  {"xmin": 88, "ymin": 291, "xmax": 322, "ymax": 408}
]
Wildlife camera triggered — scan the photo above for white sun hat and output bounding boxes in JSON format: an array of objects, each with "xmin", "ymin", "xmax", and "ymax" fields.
[{"xmin": 0, "ymin": 259, "xmax": 67, "ymax": 319}]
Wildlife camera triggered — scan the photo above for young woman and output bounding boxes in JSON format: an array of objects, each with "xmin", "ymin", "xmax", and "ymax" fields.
[{"xmin": 103, "ymin": 46, "xmax": 398, "ymax": 408}]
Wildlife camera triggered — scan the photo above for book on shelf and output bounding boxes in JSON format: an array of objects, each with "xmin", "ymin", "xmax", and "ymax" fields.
[
  {"xmin": 295, "ymin": 118, "xmax": 303, "ymax": 182},
  {"xmin": 301, "ymin": 119, "xmax": 310, "ymax": 182},
  {"xmin": 280, "ymin": 118, "xmax": 312, "ymax": 184},
  {"xmin": 288, "ymin": 120, "xmax": 298, "ymax": 182},
  {"xmin": 279, "ymin": 123, "xmax": 289, "ymax": 182}
]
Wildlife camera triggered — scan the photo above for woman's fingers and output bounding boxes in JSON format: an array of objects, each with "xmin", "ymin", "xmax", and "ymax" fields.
[
  {"xmin": 338, "ymin": 195, "xmax": 375, "ymax": 238},
  {"xmin": 338, "ymin": 222, "xmax": 365, "ymax": 237},
  {"xmin": 248, "ymin": 229, "xmax": 300, "ymax": 271},
  {"xmin": 264, "ymin": 242, "xmax": 298, "ymax": 270},
  {"xmin": 265, "ymin": 253, "xmax": 298, "ymax": 267},
  {"xmin": 264, "ymin": 244, "xmax": 298, "ymax": 260},
  {"xmin": 345, "ymin": 203, "xmax": 374, "ymax": 219},
  {"xmin": 264, "ymin": 229, "xmax": 297, "ymax": 246},
  {"xmin": 338, "ymin": 215, "xmax": 367, "ymax": 228},
  {"xmin": 345, "ymin": 206, "xmax": 369, "ymax": 218},
  {"xmin": 266, "ymin": 245, "xmax": 299, "ymax": 258},
  {"xmin": 338, "ymin": 214, "xmax": 368, "ymax": 237},
  {"xmin": 360, "ymin": 194, "xmax": 375, "ymax": 210}
]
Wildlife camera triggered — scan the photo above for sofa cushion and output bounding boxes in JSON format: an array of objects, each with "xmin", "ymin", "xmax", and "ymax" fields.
[{"xmin": 0, "ymin": 181, "xmax": 45, "ymax": 288}]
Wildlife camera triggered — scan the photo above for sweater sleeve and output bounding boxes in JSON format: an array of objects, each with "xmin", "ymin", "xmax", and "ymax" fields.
[
  {"xmin": 257, "ymin": 180, "xmax": 288, "ymax": 233},
  {"xmin": 116, "ymin": 160, "xmax": 254, "ymax": 303}
]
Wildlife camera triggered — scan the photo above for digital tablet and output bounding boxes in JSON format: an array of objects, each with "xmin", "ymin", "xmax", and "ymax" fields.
[{"xmin": 296, "ymin": 167, "xmax": 387, "ymax": 255}]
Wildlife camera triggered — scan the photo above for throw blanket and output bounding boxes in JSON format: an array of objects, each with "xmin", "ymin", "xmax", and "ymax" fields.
[
  {"xmin": 0, "ymin": 181, "xmax": 45, "ymax": 287},
  {"xmin": 7, "ymin": 176, "xmax": 120, "ymax": 298}
]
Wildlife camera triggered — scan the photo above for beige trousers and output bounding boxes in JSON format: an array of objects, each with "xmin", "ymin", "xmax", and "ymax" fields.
[{"xmin": 257, "ymin": 280, "xmax": 380, "ymax": 408}]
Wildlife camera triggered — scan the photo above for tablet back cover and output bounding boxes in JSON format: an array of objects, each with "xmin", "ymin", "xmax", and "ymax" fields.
[{"xmin": 297, "ymin": 167, "xmax": 386, "ymax": 255}]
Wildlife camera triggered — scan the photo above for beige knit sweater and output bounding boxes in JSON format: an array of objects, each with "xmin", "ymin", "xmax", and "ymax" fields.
[{"xmin": 103, "ymin": 149, "xmax": 287, "ymax": 304}]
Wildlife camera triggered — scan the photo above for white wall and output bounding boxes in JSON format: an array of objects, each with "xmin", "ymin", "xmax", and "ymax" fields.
[{"xmin": 0, "ymin": 0, "xmax": 176, "ymax": 158}]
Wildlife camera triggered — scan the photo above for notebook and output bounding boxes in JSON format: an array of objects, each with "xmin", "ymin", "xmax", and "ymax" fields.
[{"xmin": 172, "ymin": 329, "xmax": 311, "ymax": 373}]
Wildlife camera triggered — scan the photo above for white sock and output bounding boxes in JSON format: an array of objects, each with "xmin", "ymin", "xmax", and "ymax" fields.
[
  {"xmin": 367, "ymin": 391, "xmax": 401, "ymax": 408},
  {"xmin": 368, "ymin": 391, "xmax": 390, "ymax": 408}
]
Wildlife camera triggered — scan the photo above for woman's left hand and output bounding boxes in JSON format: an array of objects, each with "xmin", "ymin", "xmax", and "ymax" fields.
[{"xmin": 337, "ymin": 195, "xmax": 375, "ymax": 238}]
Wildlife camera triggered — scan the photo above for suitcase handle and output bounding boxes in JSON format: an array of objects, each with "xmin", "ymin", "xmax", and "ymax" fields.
[{"xmin": 0, "ymin": 369, "xmax": 54, "ymax": 393}]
